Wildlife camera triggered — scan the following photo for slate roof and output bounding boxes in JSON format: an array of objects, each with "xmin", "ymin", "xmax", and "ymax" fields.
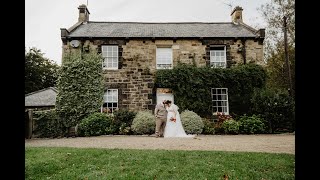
[
  {"xmin": 25, "ymin": 87, "xmax": 57, "ymax": 107},
  {"xmin": 67, "ymin": 22, "xmax": 258, "ymax": 38}
]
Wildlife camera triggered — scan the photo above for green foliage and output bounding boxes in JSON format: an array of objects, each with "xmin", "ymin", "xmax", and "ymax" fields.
[
  {"xmin": 213, "ymin": 112, "xmax": 234, "ymax": 134},
  {"xmin": 113, "ymin": 109, "xmax": 137, "ymax": 135},
  {"xmin": 202, "ymin": 119, "xmax": 215, "ymax": 135},
  {"xmin": 221, "ymin": 119, "xmax": 240, "ymax": 134},
  {"xmin": 266, "ymin": 44, "xmax": 295, "ymax": 95},
  {"xmin": 251, "ymin": 88, "xmax": 295, "ymax": 133},
  {"xmin": 238, "ymin": 114, "xmax": 266, "ymax": 134},
  {"xmin": 56, "ymin": 50, "xmax": 104, "ymax": 129},
  {"xmin": 77, "ymin": 113, "xmax": 113, "ymax": 137},
  {"xmin": 33, "ymin": 109, "xmax": 63, "ymax": 138},
  {"xmin": 25, "ymin": 47, "xmax": 60, "ymax": 94},
  {"xmin": 180, "ymin": 110, "xmax": 204, "ymax": 134},
  {"xmin": 131, "ymin": 111, "xmax": 155, "ymax": 135},
  {"xmin": 155, "ymin": 64, "xmax": 266, "ymax": 118}
]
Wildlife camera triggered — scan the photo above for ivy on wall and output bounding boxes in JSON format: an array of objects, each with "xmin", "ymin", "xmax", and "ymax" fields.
[
  {"xmin": 155, "ymin": 63, "xmax": 267, "ymax": 118},
  {"xmin": 56, "ymin": 49, "xmax": 104, "ymax": 131}
]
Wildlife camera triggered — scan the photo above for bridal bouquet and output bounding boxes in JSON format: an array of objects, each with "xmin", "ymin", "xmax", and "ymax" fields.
[{"xmin": 170, "ymin": 117, "xmax": 176, "ymax": 123}]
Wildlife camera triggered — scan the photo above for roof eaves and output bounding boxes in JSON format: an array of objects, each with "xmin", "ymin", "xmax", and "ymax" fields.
[
  {"xmin": 67, "ymin": 21, "xmax": 83, "ymax": 33},
  {"xmin": 238, "ymin": 22, "xmax": 258, "ymax": 34}
]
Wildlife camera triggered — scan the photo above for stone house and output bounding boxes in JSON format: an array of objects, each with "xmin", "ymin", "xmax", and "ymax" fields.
[{"xmin": 60, "ymin": 4, "xmax": 265, "ymax": 115}]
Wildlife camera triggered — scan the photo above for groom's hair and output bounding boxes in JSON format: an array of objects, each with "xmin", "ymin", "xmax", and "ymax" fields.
[{"xmin": 166, "ymin": 100, "xmax": 172, "ymax": 104}]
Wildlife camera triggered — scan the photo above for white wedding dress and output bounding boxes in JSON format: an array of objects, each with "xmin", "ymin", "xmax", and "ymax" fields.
[{"xmin": 163, "ymin": 104, "xmax": 195, "ymax": 138}]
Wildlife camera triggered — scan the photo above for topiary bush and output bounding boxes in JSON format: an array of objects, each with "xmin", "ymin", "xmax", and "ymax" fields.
[
  {"xmin": 77, "ymin": 113, "xmax": 113, "ymax": 137},
  {"xmin": 221, "ymin": 119, "xmax": 240, "ymax": 134},
  {"xmin": 56, "ymin": 50, "xmax": 104, "ymax": 134},
  {"xmin": 33, "ymin": 109, "xmax": 63, "ymax": 138},
  {"xmin": 238, "ymin": 114, "xmax": 266, "ymax": 134},
  {"xmin": 131, "ymin": 111, "xmax": 155, "ymax": 135},
  {"xmin": 113, "ymin": 109, "xmax": 137, "ymax": 135},
  {"xmin": 202, "ymin": 118, "xmax": 215, "ymax": 135},
  {"xmin": 180, "ymin": 110, "xmax": 204, "ymax": 134}
]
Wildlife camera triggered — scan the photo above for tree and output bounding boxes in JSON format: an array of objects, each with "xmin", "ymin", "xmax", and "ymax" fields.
[
  {"xmin": 259, "ymin": 0, "xmax": 295, "ymax": 56},
  {"xmin": 25, "ymin": 47, "xmax": 60, "ymax": 94},
  {"xmin": 259, "ymin": 0, "xmax": 295, "ymax": 94},
  {"xmin": 55, "ymin": 49, "xmax": 104, "ymax": 134}
]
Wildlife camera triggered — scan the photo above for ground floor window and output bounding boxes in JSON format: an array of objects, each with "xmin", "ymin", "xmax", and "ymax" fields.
[
  {"xmin": 156, "ymin": 88, "xmax": 174, "ymax": 104},
  {"xmin": 211, "ymin": 88, "xmax": 229, "ymax": 115},
  {"xmin": 102, "ymin": 89, "xmax": 118, "ymax": 113}
]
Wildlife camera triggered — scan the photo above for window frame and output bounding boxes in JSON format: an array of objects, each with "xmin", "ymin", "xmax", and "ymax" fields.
[
  {"xmin": 211, "ymin": 88, "xmax": 229, "ymax": 115},
  {"xmin": 156, "ymin": 47, "xmax": 173, "ymax": 69},
  {"xmin": 210, "ymin": 46, "xmax": 227, "ymax": 68},
  {"xmin": 101, "ymin": 89, "xmax": 118, "ymax": 113},
  {"xmin": 101, "ymin": 45, "xmax": 119, "ymax": 70}
]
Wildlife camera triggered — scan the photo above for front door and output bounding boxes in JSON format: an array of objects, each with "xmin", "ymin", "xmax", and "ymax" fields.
[{"xmin": 156, "ymin": 88, "xmax": 174, "ymax": 104}]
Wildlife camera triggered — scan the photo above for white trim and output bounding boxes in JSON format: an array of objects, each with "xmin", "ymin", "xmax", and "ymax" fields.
[
  {"xmin": 102, "ymin": 45, "xmax": 119, "ymax": 70},
  {"xmin": 156, "ymin": 47, "xmax": 173, "ymax": 69},
  {"xmin": 101, "ymin": 89, "xmax": 119, "ymax": 113},
  {"xmin": 210, "ymin": 46, "xmax": 226, "ymax": 68},
  {"xmin": 211, "ymin": 88, "xmax": 229, "ymax": 115}
]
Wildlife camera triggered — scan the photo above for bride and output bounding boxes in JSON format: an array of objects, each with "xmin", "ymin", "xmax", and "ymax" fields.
[{"xmin": 163, "ymin": 100, "xmax": 195, "ymax": 138}]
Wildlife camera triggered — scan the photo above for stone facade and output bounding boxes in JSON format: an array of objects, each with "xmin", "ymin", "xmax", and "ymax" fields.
[{"xmin": 62, "ymin": 38, "xmax": 264, "ymax": 111}]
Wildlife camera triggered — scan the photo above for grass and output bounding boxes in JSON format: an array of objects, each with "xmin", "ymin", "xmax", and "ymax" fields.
[{"xmin": 25, "ymin": 147, "xmax": 294, "ymax": 180}]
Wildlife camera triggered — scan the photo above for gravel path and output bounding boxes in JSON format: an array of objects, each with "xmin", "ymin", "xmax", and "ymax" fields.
[{"xmin": 25, "ymin": 134, "xmax": 294, "ymax": 154}]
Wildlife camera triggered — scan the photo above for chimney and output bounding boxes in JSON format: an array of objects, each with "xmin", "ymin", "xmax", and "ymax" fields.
[
  {"xmin": 231, "ymin": 6, "xmax": 243, "ymax": 23},
  {"xmin": 78, "ymin": 4, "xmax": 90, "ymax": 23}
]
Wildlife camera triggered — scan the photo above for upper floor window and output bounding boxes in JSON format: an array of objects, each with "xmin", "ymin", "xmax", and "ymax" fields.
[
  {"xmin": 156, "ymin": 47, "xmax": 173, "ymax": 69},
  {"xmin": 102, "ymin": 89, "xmax": 118, "ymax": 113},
  {"xmin": 211, "ymin": 88, "xmax": 229, "ymax": 115},
  {"xmin": 210, "ymin": 46, "xmax": 226, "ymax": 68},
  {"xmin": 102, "ymin": 45, "xmax": 118, "ymax": 69}
]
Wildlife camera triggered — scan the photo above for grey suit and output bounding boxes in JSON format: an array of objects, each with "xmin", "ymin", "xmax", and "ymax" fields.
[{"xmin": 154, "ymin": 103, "xmax": 168, "ymax": 137}]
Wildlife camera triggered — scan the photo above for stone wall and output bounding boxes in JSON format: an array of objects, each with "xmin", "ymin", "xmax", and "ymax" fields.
[{"xmin": 62, "ymin": 38, "xmax": 264, "ymax": 111}]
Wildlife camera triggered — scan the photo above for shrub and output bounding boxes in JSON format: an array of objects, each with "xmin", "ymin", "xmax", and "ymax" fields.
[
  {"xmin": 131, "ymin": 111, "xmax": 155, "ymax": 135},
  {"xmin": 77, "ymin": 113, "xmax": 113, "ymax": 137},
  {"xmin": 33, "ymin": 109, "xmax": 63, "ymax": 138},
  {"xmin": 238, "ymin": 114, "xmax": 266, "ymax": 134},
  {"xmin": 180, "ymin": 110, "xmax": 204, "ymax": 134},
  {"xmin": 113, "ymin": 109, "xmax": 137, "ymax": 135},
  {"xmin": 221, "ymin": 119, "xmax": 240, "ymax": 134},
  {"xmin": 213, "ymin": 112, "xmax": 233, "ymax": 134},
  {"xmin": 202, "ymin": 119, "xmax": 215, "ymax": 135},
  {"xmin": 56, "ymin": 50, "xmax": 104, "ymax": 131},
  {"xmin": 251, "ymin": 88, "xmax": 295, "ymax": 133}
]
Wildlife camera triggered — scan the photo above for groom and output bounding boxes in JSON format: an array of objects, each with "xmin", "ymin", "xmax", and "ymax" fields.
[{"xmin": 154, "ymin": 100, "xmax": 168, "ymax": 138}]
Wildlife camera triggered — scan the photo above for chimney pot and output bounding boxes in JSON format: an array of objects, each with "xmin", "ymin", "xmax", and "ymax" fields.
[
  {"xmin": 231, "ymin": 6, "xmax": 243, "ymax": 24},
  {"xmin": 78, "ymin": 4, "xmax": 90, "ymax": 22}
]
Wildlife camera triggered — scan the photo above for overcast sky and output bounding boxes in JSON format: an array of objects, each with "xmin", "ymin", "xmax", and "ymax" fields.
[{"xmin": 25, "ymin": 0, "xmax": 270, "ymax": 65}]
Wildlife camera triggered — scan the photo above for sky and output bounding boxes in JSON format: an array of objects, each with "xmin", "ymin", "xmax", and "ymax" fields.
[{"xmin": 25, "ymin": 0, "xmax": 271, "ymax": 65}]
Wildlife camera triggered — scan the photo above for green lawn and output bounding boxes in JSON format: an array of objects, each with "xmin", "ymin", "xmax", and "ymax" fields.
[{"xmin": 25, "ymin": 147, "xmax": 294, "ymax": 180}]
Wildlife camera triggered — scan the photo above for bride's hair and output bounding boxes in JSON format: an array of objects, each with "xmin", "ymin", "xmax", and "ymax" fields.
[{"xmin": 166, "ymin": 100, "xmax": 172, "ymax": 104}]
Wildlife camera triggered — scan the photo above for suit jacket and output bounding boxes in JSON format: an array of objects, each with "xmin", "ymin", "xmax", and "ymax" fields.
[{"xmin": 154, "ymin": 103, "xmax": 167, "ymax": 119}]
